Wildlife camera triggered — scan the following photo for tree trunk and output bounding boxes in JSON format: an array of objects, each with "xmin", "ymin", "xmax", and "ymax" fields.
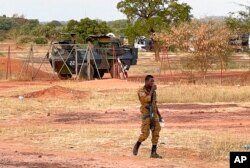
[
  {"xmin": 154, "ymin": 40, "xmax": 161, "ymax": 62},
  {"xmin": 220, "ymin": 57, "xmax": 224, "ymax": 85}
]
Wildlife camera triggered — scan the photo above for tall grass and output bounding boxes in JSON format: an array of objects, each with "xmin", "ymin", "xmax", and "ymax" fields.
[
  {"xmin": 158, "ymin": 85, "xmax": 250, "ymax": 103},
  {"xmin": 164, "ymin": 129, "xmax": 249, "ymax": 161}
]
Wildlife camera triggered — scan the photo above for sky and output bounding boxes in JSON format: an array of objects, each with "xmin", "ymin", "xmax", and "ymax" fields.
[{"xmin": 0, "ymin": 0, "xmax": 249, "ymax": 22}]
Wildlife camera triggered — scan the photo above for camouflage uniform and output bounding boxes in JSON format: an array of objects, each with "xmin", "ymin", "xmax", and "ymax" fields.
[{"xmin": 137, "ymin": 86, "xmax": 161, "ymax": 145}]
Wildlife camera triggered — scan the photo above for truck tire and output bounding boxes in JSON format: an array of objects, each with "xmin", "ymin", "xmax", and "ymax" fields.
[
  {"xmin": 93, "ymin": 69, "xmax": 105, "ymax": 79},
  {"xmin": 79, "ymin": 64, "xmax": 94, "ymax": 80},
  {"xmin": 58, "ymin": 73, "xmax": 72, "ymax": 80}
]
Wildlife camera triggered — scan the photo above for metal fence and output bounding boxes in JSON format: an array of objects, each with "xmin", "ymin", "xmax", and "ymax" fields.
[
  {"xmin": 128, "ymin": 49, "xmax": 250, "ymax": 85},
  {"xmin": 0, "ymin": 43, "xmax": 126, "ymax": 81}
]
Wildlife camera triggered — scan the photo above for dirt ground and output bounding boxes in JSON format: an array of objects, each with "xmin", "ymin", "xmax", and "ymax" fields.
[
  {"xmin": 0, "ymin": 79, "xmax": 249, "ymax": 168},
  {"xmin": 0, "ymin": 46, "xmax": 249, "ymax": 167}
]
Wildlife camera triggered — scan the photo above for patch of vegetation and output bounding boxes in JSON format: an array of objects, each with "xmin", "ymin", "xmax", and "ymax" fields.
[
  {"xmin": 158, "ymin": 85, "xmax": 250, "ymax": 103},
  {"xmin": 226, "ymin": 62, "xmax": 249, "ymax": 69},
  {"xmin": 166, "ymin": 129, "xmax": 249, "ymax": 161},
  {"xmin": 0, "ymin": 36, "xmax": 5, "ymax": 42},
  {"xmin": 0, "ymin": 51, "xmax": 4, "ymax": 57},
  {"xmin": 33, "ymin": 36, "xmax": 48, "ymax": 44},
  {"xmin": 18, "ymin": 36, "xmax": 33, "ymax": 44}
]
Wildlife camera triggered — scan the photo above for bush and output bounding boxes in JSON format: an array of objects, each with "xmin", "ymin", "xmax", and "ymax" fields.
[
  {"xmin": 33, "ymin": 37, "xmax": 48, "ymax": 44},
  {"xmin": 18, "ymin": 36, "xmax": 33, "ymax": 44},
  {"xmin": 0, "ymin": 32, "xmax": 7, "ymax": 42},
  {"xmin": 0, "ymin": 36, "xmax": 5, "ymax": 42},
  {"xmin": 0, "ymin": 51, "xmax": 4, "ymax": 57}
]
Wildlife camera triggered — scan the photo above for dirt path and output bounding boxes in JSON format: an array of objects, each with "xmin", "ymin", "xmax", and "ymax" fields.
[{"xmin": 0, "ymin": 140, "xmax": 226, "ymax": 168}]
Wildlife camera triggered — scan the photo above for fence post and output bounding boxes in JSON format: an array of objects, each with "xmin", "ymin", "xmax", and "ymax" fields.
[
  {"xmin": 6, "ymin": 45, "xmax": 11, "ymax": 80},
  {"xmin": 31, "ymin": 45, "xmax": 34, "ymax": 80}
]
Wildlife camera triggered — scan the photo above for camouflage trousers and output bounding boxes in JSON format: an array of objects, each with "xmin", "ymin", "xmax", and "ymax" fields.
[{"xmin": 138, "ymin": 118, "xmax": 161, "ymax": 145}]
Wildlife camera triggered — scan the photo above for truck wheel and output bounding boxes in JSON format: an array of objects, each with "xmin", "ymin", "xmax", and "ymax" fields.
[
  {"xmin": 58, "ymin": 73, "xmax": 72, "ymax": 80},
  {"xmin": 79, "ymin": 64, "xmax": 94, "ymax": 80},
  {"xmin": 93, "ymin": 69, "xmax": 105, "ymax": 79},
  {"xmin": 110, "ymin": 62, "xmax": 121, "ymax": 79}
]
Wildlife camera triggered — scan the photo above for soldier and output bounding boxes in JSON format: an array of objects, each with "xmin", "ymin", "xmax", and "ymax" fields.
[{"xmin": 133, "ymin": 75, "xmax": 163, "ymax": 158}]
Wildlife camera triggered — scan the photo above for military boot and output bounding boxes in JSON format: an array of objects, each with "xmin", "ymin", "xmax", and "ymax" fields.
[
  {"xmin": 133, "ymin": 141, "xmax": 141, "ymax": 156},
  {"xmin": 150, "ymin": 145, "xmax": 163, "ymax": 159}
]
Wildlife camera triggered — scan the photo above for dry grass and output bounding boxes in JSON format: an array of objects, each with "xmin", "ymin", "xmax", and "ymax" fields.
[
  {"xmin": 0, "ymin": 125, "xmax": 249, "ymax": 161},
  {"xmin": 164, "ymin": 129, "xmax": 250, "ymax": 161},
  {"xmin": 0, "ymin": 44, "xmax": 249, "ymax": 167},
  {"xmin": 158, "ymin": 85, "xmax": 250, "ymax": 103},
  {"xmin": 0, "ymin": 82, "xmax": 249, "ymax": 164},
  {"xmin": 0, "ymin": 84, "xmax": 250, "ymax": 120},
  {"xmin": 0, "ymin": 125, "xmax": 137, "ymax": 155},
  {"xmin": 130, "ymin": 53, "xmax": 161, "ymax": 74}
]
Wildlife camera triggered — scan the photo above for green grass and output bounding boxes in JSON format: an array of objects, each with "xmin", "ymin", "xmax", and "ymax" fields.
[
  {"xmin": 226, "ymin": 62, "xmax": 250, "ymax": 70},
  {"xmin": 0, "ymin": 51, "xmax": 4, "ymax": 57}
]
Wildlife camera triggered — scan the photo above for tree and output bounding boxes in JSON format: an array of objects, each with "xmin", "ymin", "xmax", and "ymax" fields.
[
  {"xmin": 117, "ymin": 0, "xmax": 192, "ymax": 61},
  {"xmin": 47, "ymin": 20, "xmax": 62, "ymax": 28},
  {"xmin": 20, "ymin": 19, "xmax": 40, "ymax": 35},
  {"xmin": 12, "ymin": 14, "xmax": 27, "ymax": 26},
  {"xmin": 65, "ymin": 19, "xmax": 78, "ymax": 33},
  {"xmin": 225, "ymin": 4, "xmax": 250, "ymax": 33},
  {"xmin": 64, "ymin": 18, "xmax": 111, "ymax": 42},
  {"xmin": 156, "ymin": 21, "xmax": 233, "ymax": 79},
  {"xmin": 0, "ymin": 17, "xmax": 16, "ymax": 31},
  {"xmin": 107, "ymin": 19, "xmax": 128, "ymax": 37},
  {"xmin": 31, "ymin": 25, "xmax": 60, "ymax": 42}
]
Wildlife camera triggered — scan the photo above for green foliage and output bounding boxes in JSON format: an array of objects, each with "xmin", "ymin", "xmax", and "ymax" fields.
[
  {"xmin": 117, "ymin": 0, "xmax": 192, "ymax": 44},
  {"xmin": 64, "ymin": 18, "xmax": 111, "ymax": 42},
  {"xmin": 0, "ymin": 37, "xmax": 5, "ymax": 42},
  {"xmin": 225, "ymin": 4, "xmax": 250, "ymax": 32},
  {"xmin": 33, "ymin": 37, "xmax": 48, "ymax": 44},
  {"xmin": 11, "ymin": 14, "xmax": 28, "ymax": 26},
  {"xmin": 31, "ymin": 26, "xmax": 61, "ymax": 41},
  {"xmin": 0, "ymin": 17, "xmax": 17, "ymax": 31},
  {"xmin": 0, "ymin": 15, "xmax": 113, "ymax": 44},
  {"xmin": 0, "ymin": 31, "xmax": 7, "ymax": 41},
  {"xmin": 46, "ymin": 20, "xmax": 62, "ymax": 28},
  {"xmin": 18, "ymin": 36, "xmax": 33, "ymax": 44},
  {"xmin": 0, "ymin": 50, "xmax": 4, "ymax": 56},
  {"xmin": 0, "ymin": 15, "xmax": 63, "ymax": 42},
  {"xmin": 107, "ymin": 19, "xmax": 128, "ymax": 36},
  {"xmin": 20, "ymin": 19, "xmax": 40, "ymax": 35}
]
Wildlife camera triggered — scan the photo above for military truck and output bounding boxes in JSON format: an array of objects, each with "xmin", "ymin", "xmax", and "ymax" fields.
[
  {"xmin": 49, "ymin": 34, "xmax": 138, "ymax": 79},
  {"xmin": 229, "ymin": 33, "xmax": 250, "ymax": 52}
]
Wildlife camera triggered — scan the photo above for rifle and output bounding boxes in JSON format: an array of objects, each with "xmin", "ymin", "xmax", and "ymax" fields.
[{"xmin": 149, "ymin": 92, "xmax": 155, "ymax": 131}]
